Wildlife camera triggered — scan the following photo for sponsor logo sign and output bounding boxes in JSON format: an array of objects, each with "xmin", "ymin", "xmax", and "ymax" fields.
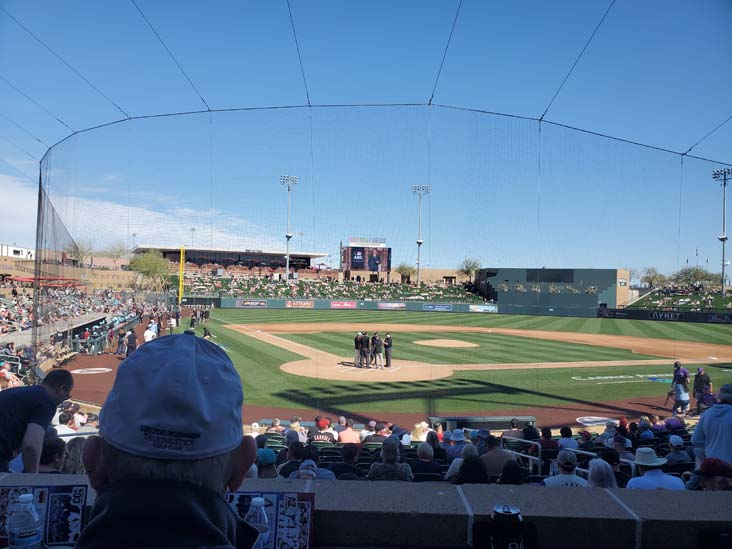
[
  {"xmin": 469, "ymin": 304, "xmax": 498, "ymax": 313},
  {"xmin": 286, "ymin": 300, "xmax": 314, "ymax": 309},
  {"xmin": 69, "ymin": 368, "xmax": 112, "ymax": 375},
  {"xmin": 235, "ymin": 299, "xmax": 267, "ymax": 308},
  {"xmin": 649, "ymin": 311, "xmax": 684, "ymax": 321},
  {"xmin": 423, "ymin": 303, "xmax": 453, "ymax": 312},
  {"xmin": 709, "ymin": 313, "xmax": 732, "ymax": 324},
  {"xmin": 330, "ymin": 301, "xmax": 357, "ymax": 309},
  {"xmin": 378, "ymin": 302, "xmax": 406, "ymax": 310},
  {"xmin": 571, "ymin": 373, "xmax": 673, "ymax": 385}
]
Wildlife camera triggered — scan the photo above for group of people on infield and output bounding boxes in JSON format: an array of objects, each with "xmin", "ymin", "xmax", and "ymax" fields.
[{"xmin": 353, "ymin": 331, "xmax": 393, "ymax": 369}]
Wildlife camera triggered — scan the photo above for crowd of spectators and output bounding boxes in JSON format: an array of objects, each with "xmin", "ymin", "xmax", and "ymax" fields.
[
  {"xmin": 178, "ymin": 267, "xmax": 484, "ymax": 303},
  {"xmin": 630, "ymin": 283, "xmax": 732, "ymax": 311}
]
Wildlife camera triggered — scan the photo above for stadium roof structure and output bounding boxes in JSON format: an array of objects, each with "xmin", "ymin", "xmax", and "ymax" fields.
[{"xmin": 133, "ymin": 246, "xmax": 328, "ymax": 260}]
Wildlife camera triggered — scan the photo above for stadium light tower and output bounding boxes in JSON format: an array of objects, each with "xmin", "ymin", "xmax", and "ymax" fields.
[
  {"xmin": 280, "ymin": 174, "xmax": 298, "ymax": 280},
  {"xmin": 411, "ymin": 184, "xmax": 430, "ymax": 284},
  {"xmin": 712, "ymin": 168, "xmax": 731, "ymax": 298}
]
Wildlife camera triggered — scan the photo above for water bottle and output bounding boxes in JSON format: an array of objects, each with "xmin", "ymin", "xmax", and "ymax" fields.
[
  {"xmin": 243, "ymin": 496, "xmax": 270, "ymax": 549},
  {"xmin": 7, "ymin": 493, "xmax": 42, "ymax": 549}
]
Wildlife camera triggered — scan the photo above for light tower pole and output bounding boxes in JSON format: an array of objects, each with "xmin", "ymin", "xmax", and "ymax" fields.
[
  {"xmin": 713, "ymin": 169, "xmax": 730, "ymax": 298},
  {"xmin": 281, "ymin": 174, "xmax": 298, "ymax": 280},
  {"xmin": 411, "ymin": 184, "xmax": 430, "ymax": 284}
]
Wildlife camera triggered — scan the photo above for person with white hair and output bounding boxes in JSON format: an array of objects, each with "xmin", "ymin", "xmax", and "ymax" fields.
[{"xmin": 587, "ymin": 458, "xmax": 617, "ymax": 488}]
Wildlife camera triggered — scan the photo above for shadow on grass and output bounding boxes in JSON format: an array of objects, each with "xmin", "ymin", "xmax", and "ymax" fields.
[{"xmin": 272, "ymin": 377, "xmax": 657, "ymax": 424}]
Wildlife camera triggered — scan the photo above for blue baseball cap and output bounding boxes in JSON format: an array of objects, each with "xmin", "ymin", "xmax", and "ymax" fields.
[{"xmin": 100, "ymin": 333, "xmax": 244, "ymax": 460}]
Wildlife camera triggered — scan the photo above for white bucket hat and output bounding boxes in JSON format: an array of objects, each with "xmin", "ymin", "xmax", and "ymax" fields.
[{"xmin": 635, "ymin": 447, "xmax": 667, "ymax": 467}]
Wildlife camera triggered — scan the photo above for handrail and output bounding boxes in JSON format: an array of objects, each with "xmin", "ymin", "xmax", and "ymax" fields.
[
  {"xmin": 501, "ymin": 435, "xmax": 542, "ymax": 474},
  {"xmin": 569, "ymin": 447, "xmax": 637, "ymax": 477}
]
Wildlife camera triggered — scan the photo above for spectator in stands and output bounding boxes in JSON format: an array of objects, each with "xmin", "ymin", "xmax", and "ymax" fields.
[
  {"xmin": 649, "ymin": 415, "xmax": 665, "ymax": 433},
  {"xmin": 78, "ymin": 413, "xmax": 99, "ymax": 437},
  {"xmin": 329, "ymin": 443, "xmax": 365, "ymax": 479},
  {"xmin": 360, "ymin": 420, "xmax": 377, "ymax": 441},
  {"xmin": 613, "ymin": 434, "xmax": 635, "ymax": 462},
  {"xmin": 0, "ymin": 369, "xmax": 74, "ymax": 473},
  {"xmin": 337, "ymin": 418, "xmax": 360, "ymax": 444},
  {"xmin": 501, "ymin": 418, "xmax": 521, "ymax": 439},
  {"xmin": 599, "ymin": 448, "xmax": 631, "ymax": 488},
  {"xmin": 254, "ymin": 435, "xmax": 267, "ymax": 450},
  {"xmin": 367, "ymin": 439, "xmax": 413, "ymax": 481},
  {"xmin": 60, "ymin": 436, "xmax": 85, "ymax": 474},
  {"xmin": 638, "ymin": 421, "xmax": 655, "ymax": 441},
  {"xmin": 627, "ymin": 448, "xmax": 684, "ymax": 490},
  {"xmin": 334, "ymin": 416, "xmax": 347, "ymax": 434},
  {"xmin": 522, "ymin": 423, "xmax": 540, "ymax": 442},
  {"xmin": 433, "ymin": 422, "xmax": 444, "ymax": 442},
  {"xmin": 684, "ymin": 458, "xmax": 732, "ymax": 492},
  {"xmin": 38, "ymin": 436, "xmax": 66, "ymax": 473},
  {"xmin": 664, "ymin": 415, "xmax": 687, "ymax": 432},
  {"xmin": 245, "ymin": 422, "xmax": 260, "ymax": 438},
  {"xmin": 665, "ymin": 435, "xmax": 693, "ymax": 465},
  {"xmin": 266, "ymin": 418, "xmax": 285, "ymax": 434},
  {"xmin": 578, "ymin": 431, "xmax": 595, "ymax": 451},
  {"xmin": 446, "ymin": 443, "xmax": 479, "ymax": 481},
  {"xmin": 472, "ymin": 429, "xmax": 491, "ymax": 456},
  {"xmin": 446, "ymin": 429, "xmax": 467, "ymax": 461},
  {"xmin": 256, "ymin": 449, "xmax": 277, "ymax": 479},
  {"xmin": 541, "ymin": 450, "xmax": 588, "ymax": 487},
  {"xmin": 497, "ymin": 460, "xmax": 526, "ymax": 485},
  {"xmin": 587, "ymin": 458, "xmax": 617, "ymax": 488},
  {"xmin": 310, "ymin": 418, "xmax": 336, "ymax": 445},
  {"xmin": 409, "ymin": 442, "xmax": 443, "ymax": 475},
  {"xmin": 285, "ymin": 416, "xmax": 307, "ymax": 443},
  {"xmin": 480, "ymin": 435, "xmax": 515, "ymax": 478},
  {"xmin": 426, "ymin": 431, "xmax": 446, "ymax": 462},
  {"xmin": 557, "ymin": 426, "xmax": 578, "ymax": 450},
  {"xmin": 440, "ymin": 429, "xmax": 452, "ymax": 453},
  {"xmin": 278, "ymin": 441, "xmax": 307, "ymax": 478},
  {"xmin": 363, "ymin": 422, "xmax": 389, "ymax": 444},
  {"xmin": 76, "ymin": 334, "xmax": 258, "ymax": 549},
  {"xmin": 288, "ymin": 445, "xmax": 336, "ymax": 480},
  {"xmin": 627, "ymin": 422, "xmax": 640, "ymax": 447},
  {"xmin": 691, "ymin": 383, "xmax": 732, "ymax": 463},
  {"xmin": 412, "ymin": 421, "xmax": 431, "ymax": 443},
  {"xmin": 54, "ymin": 412, "xmax": 77, "ymax": 436},
  {"xmin": 595, "ymin": 421, "xmax": 617, "ymax": 447},
  {"xmin": 452, "ymin": 456, "xmax": 490, "ymax": 485},
  {"xmin": 529, "ymin": 427, "xmax": 558, "ymax": 457}
]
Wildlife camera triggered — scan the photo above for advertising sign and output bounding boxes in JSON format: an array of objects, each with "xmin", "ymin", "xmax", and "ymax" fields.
[
  {"xmin": 378, "ymin": 302, "xmax": 406, "ymax": 310},
  {"xmin": 235, "ymin": 299, "xmax": 267, "ymax": 308},
  {"xmin": 708, "ymin": 313, "xmax": 732, "ymax": 324},
  {"xmin": 286, "ymin": 300, "xmax": 314, "ymax": 309},
  {"xmin": 342, "ymin": 246, "xmax": 392, "ymax": 272},
  {"xmin": 423, "ymin": 303, "xmax": 453, "ymax": 312},
  {"xmin": 330, "ymin": 301, "xmax": 357, "ymax": 309},
  {"xmin": 469, "ymin": 304, "xmax": 498, "ymax": 313},
  {"xmin": 649, "ymin": 311, "xmax": 684, "ymax": 321}
]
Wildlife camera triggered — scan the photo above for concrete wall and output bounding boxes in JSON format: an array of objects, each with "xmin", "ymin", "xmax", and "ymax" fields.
[{"xmin": 4, "ymin": 474, "xmax": 730, "ymax": 549}]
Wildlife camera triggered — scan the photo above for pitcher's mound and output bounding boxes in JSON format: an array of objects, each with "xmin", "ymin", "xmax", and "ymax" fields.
[{"xmin": 414, "ymin": 339, "xmax": 478, "ymax": 348}]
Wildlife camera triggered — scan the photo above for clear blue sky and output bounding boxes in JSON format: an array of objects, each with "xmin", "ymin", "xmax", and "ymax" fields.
[{"xmin": 0, "ymin": 0, "xmax": 730, "ymax": 275}]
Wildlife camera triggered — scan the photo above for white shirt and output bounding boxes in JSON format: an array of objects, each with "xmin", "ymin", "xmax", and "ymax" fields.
[
  {"xmin": 626, "ymin": 469, "xmax": 685, "ymax": 490},
  {"xmin": 143, "ymin": 329, "xmax": 156, "ymax": 342},
  {"xmin": 54, "ymin": 424, "xmax": 77, "ymax": 436},
  {"xmin": 541, "ymin": 473, "xmax": 588, "ymax": 487}
]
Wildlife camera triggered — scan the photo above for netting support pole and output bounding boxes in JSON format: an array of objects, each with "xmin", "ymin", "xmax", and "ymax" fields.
[{"xmin": 178, "ymin": 247, "xmax": 185, "ymax": 306}]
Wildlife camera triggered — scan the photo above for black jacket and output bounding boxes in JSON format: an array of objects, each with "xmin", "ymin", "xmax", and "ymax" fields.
[{"xmin": 76, "ymin": 479, "xmax": 258, "ymax": 548}]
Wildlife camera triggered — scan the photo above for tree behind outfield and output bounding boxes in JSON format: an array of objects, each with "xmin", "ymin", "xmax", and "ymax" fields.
[
  {"xmin": 129, "ymin": 250, "xmax": 170, "ymax": 291},
  {"xmin": 458, "ymin": 258, "xmax": 481, "ymax": 281},
  {"xmin": 104, "ymin": 241, "xmax": 129, "ymax": 270},
  {"xmin": 395, "ymin": 263, "xmax": 416, "ymax": 283}
]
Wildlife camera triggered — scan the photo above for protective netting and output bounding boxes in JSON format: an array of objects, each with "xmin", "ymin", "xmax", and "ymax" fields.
[{"xmin": 32, "ymin": 105, "xmax": 729, "ymax": 381}]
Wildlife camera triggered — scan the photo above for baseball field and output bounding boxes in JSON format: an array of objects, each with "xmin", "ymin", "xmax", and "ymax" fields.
[{"xmin": 185, "ymin": 309, "xmax": 732, "ymax": 421}]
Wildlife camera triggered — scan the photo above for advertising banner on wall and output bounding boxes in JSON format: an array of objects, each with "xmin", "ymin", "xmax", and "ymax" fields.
[
  {"xmin": 648, "ymin": 311, "xmax": 684, "ymax": 321},
  {"xmin": 235, "ymin": 299, "xmax": 268, "ymax": 308},
  {"xmin": 423, "ymin": 303, "xmax": 453, "ymax": 312},
  {"xmin": 469, "ymin": 304, "xmax": 498, "ymax": 313},
  {"xmin": 330, "ymin": 301, "xmax": 357, "ymax": 309},
  {"xmin": 708, "ymin": 313, "xmax": 732, "ymax": 324},
  {"xmin": 286, "ymin": 300, "xmax": 315, "ymax": 309},
  {"xmin": 378, "ymin": 302, "xmax": 406, "ymax": 310}
]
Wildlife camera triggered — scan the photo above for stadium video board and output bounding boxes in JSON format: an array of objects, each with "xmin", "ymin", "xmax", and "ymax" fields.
[{"xmin": 342, "ymin": 246, "xmax": 392, "ymax": 272}]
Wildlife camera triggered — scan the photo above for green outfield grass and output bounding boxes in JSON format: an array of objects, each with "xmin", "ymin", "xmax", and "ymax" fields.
[
  {"xmin": 279, "ymin": 331, "xmax": 660, "ymax": 364},
  {"xmin": 178, "ymin": 310, "xmax": 732, "ymax": 416},
  {"xmin": 211, "ymin": 309, "xmax": 732, "ymax": 345}
]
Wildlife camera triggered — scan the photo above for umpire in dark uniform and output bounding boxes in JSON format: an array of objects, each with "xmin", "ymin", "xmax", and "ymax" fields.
[
  {"xmin": 361, "ymin": 332, "xmax": 371, "ymax": 369},
  {"xmin": 384, "ymin": 333, "xmax": 393, "ymax": 368},
  {"xmin": 354, "ymin": 332, "xmax": 363, "ymax": 368}
]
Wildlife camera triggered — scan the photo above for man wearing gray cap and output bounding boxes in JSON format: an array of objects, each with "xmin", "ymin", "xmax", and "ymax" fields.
[
  {"xmin": 77, "ymin": 333, "xmax": 258, "ymax": 548},
  {"xmin": 540, "ymin": 450, "xmax": 588, "ymax": 487},
  {"xmin": 692, "ymin": 383, "xmax": 732, "ymax": 463}
]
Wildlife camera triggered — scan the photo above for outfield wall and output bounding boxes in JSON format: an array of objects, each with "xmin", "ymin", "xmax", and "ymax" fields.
[
  {"xmin": 218, "ymin": 297, "xmax": 498, "ymax": 314},
  {"xmin": 599, "ymin": 308, "xmax": 732, "ymax": 325}
]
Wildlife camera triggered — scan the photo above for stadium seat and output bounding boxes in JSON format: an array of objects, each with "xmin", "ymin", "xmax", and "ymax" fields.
[{"xmin": 412, "ymin": 473, "xmax": 444, "ymax": 483}]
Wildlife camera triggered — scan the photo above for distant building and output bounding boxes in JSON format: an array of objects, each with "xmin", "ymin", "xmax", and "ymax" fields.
[{"xmin": 0, "ymin": 244, "xmax": 34, "ymax": 260}]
